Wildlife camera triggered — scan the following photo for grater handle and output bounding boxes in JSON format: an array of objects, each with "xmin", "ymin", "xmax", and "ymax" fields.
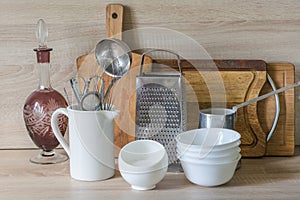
[{"xmin": 139, "ymin": 49, "xmax": 182, "ymax": 76}]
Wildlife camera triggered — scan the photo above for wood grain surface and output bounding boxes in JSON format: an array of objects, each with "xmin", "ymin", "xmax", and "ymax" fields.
[
  {"xmin": 153, "ymin": 60, "xmax": 295, "ymax": 156},
  {"xmin": 1, "ymin": 0, "xmax": 300, "ymax": 149},
  {"xmin": 106, "ymin": 4, "xmax": 123, "ymax": 39},
  {"xmin": 261, "ymin": 63, "xmax": 295, "ymax": 156},
  {"xmin": 153, "ymin": 59, "xmax": 268, "ymax": 157},
  {"xmin": 1, "ymin": 148, "xmax": 300, "ymax": 199}
]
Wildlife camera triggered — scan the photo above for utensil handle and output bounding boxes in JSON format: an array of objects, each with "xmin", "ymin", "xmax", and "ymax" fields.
[
  {"xmin": 266, "ymin": 74, "xmax": 280, "ymax": 142},
  {"xmin": 139, "ymin": 49, "xmax": 182, "ymax": 76},
  {"xmin": 106, "ymin": 4, "xmax": 124, "ymax": 39},
  {"xmin": 70, "ymin": 78, "xmax": 82, "ymax": 104},
  {"xmin": 51, "ymin": 108, "xmax": 70, "ymax": 157},
  {"xmin": 233, "ymin": 80, "xmax": 300, "ymax": 111}
]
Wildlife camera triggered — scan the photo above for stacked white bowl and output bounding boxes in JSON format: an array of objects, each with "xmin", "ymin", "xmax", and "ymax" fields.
[{"xmin": 176, "ymin": 128, "xmax": 241, "ymax": 187}]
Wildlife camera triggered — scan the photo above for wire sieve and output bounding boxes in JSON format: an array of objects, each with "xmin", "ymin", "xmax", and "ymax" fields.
[{"xmin": 135, "ymin": 49, "xmax": 186, "ymax": 166}]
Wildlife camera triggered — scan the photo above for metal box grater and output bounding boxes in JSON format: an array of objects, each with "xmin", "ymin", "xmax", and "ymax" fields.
[{"xmin": 135, "ymin": 49, "xmax": 186, "ymax": 165}]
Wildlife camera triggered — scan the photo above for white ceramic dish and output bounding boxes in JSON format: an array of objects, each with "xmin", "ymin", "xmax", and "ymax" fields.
[
  {"xmin": 176, "ymin": 128, "xmax": 241, "ymax": 151},
  {"xmin": 119, "ymin": 167, "xmax": 168, "ymax": 191},
  {"xmin": 180, "ymin": 153, "xmax": 241, "ymax": 164},
  {"xmin": 118, "ymin": 140, "xmax": 168, "ymax": 173},
  {"xmin": 177, "ymin": 140, "xmax": 241, "ymax": 153},
  {"xmin": 180, "ymin": 154, "xmax": 241, "ymax": 187},
  {"xmin": 178, "ymin": 152, "xmax": 241, "ymax": 164},
  {"xmin": 118, "ymin": 140, "xmax": 168, "ymax": 190},
  {"xmin": 177, "ymin": 145, "xmax": 241, "ymax": 158}
]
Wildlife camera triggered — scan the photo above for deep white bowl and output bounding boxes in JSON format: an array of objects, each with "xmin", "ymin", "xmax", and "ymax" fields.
[
  {"xmin": 118, "ymin": 140, "xmax": 168, "ymax": 190},
  {"xmin": 178, "ymin": 152, "xmax": 241, "ymax": 164},
  {"xmin": 177, "ymin": 140, "xmax": 241, "ymax": 153},
  {"xmin": 180, "ymin": 154, "xmax": 241, "ymax": 187},
  {"xmin": 176, "ymin": 128, "xmax": 241, "ymax": 151},
  {"xmin": 177, "ymin": 145, "xmax": 241, "ymax": 160},
  {"xmin": 178, "ymin": 145, "xmax": 240, "ymax": 160}
]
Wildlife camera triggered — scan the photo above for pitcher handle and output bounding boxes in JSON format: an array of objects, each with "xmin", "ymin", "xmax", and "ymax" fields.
[{"xmin": 51, "ymin": 108, "xmax": 70, "ymax": 157}]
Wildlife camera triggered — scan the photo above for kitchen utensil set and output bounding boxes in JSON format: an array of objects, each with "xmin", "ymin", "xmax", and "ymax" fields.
[{"xmin": 68, "ymin": 38, "xmax": 131, "ymax": 111}]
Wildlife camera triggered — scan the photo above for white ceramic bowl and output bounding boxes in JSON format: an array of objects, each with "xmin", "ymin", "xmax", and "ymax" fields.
[
  {"xmin": 118, "ymin": 140, "xmax": 168, "ymax": 190},
  {"xmin": 176, "ymin": 146, "xmax": 241, "ymax": 158},
  {"xmin": 177, "ymin": 144, "xmax": 241, "ymax": 157},
  {"xmin": 177, "ymin": 146, "xmax": 240, "ymax": 164},
  {"xmin": 119, "ymin": 140, "xmax": 168, "ymax": 173},
  {"xmin": 119, "ymin": 167, "xmax": 168, "ymax": 191},
  {"xmin": 179, "ymin": 152, "xmax": 241, "ymax": 164},
  {"xmin": 180, "ymin": 154, "xmax": 241, "ymax": 187},
  {"xmin": 176, "ymin": 128, "xmax": 241, "ymax": 151},
  {"xmin": 177, "ymin": 140, "xmax": 241, "ymax": 153}
]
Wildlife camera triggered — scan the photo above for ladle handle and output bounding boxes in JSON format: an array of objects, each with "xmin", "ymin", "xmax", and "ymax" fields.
[{"xmin": 232, "ymin": 80, "xmax": 300, "ymax": 111}]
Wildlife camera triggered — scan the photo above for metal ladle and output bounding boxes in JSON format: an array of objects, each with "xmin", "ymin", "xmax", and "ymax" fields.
[
  {"xmin": 95, "ymin": 38, "xmax": 131, "ymax": 99},
  {"xmin": 95, "ymin": 38, "xmax": 131, "ymax": 77}
]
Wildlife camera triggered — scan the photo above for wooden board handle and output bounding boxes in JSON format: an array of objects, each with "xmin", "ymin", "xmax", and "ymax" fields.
[{"xmin": 106, "ymin": 4, "xmax": 124, "ymax": 39}]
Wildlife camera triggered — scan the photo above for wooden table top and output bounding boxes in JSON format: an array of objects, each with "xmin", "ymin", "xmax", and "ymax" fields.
[{"xmin": 1, "ymin": 148, "xmax": 300, "ymax": 200}]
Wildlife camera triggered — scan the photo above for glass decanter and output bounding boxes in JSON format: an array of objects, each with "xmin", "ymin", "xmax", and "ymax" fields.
[{"xmin": 23, "ymin": 19, "xmax": 68, "ymax": 164}]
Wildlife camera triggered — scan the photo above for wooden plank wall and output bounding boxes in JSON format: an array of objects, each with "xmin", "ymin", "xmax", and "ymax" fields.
[{"xmin": 1, "ymin": 0, "xmax": 300, "ymax": 149}]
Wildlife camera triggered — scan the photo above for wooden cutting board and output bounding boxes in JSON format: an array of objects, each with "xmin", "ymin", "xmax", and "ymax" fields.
[
  {"xmin": 260, "ymin": 63, "xmax": 295, "ymax": 156},
  {"xmin": 154, "ymin": 59, "xmax": 268, "ymax": 157},
  {"xmin": 153, "ymin": 59, "xmax": 295, "ymax": 157}
]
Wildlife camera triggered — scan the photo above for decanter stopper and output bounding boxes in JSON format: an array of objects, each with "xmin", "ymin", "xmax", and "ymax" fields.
[{"xmin": 34, "ymin": 19, "xmax": 52, "ymax": 63}]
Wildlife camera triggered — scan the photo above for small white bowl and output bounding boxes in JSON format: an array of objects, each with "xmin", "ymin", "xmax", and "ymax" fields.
[
  {"xmin": 118, "ymin": 140, "xmax": 168, "ymax": 190},
  {"xmin": 118, "ymin": 140, "xmax": 168, "ymax": 173},
  {"xmin": 180, "ymin": 154, "xmax": 241, "ymax": 187},
  {"xmin": 176, "ymin": 128, "xmax": 241, "ymax": 151},
  {"xmin": 119, "ymin": 168, "xmax": 168, "ymax": 191}
]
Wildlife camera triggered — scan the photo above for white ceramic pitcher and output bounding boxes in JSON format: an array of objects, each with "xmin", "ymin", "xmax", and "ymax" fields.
[{"xmin": 51, "ymin": 105, "xmax": 118, "ymax": 181}]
